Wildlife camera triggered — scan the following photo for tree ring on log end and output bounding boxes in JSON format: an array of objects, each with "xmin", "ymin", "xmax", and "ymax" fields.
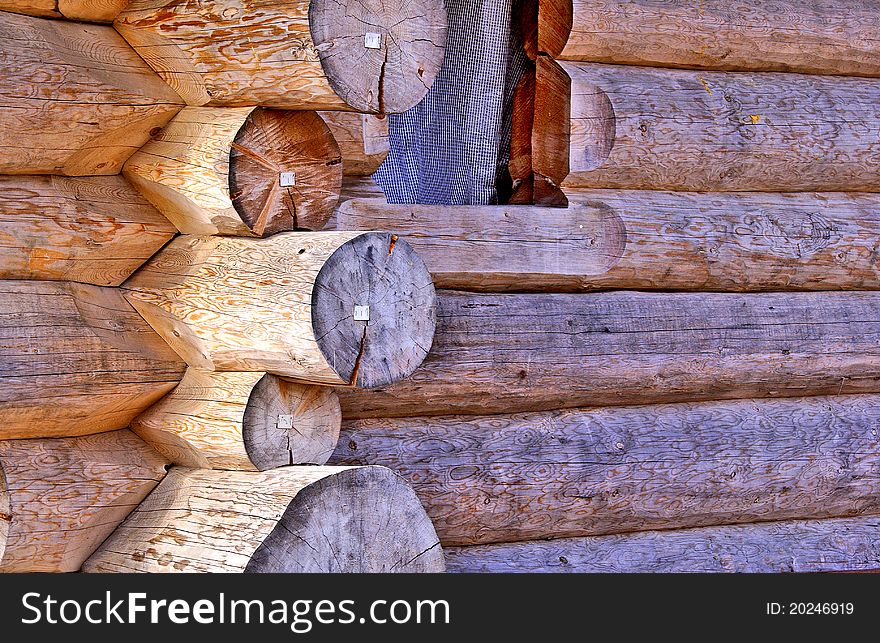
[
  {"xmin": 312, "ymin": 232, "xmax": 436, "ymax": 389},
  {"xmin": 246, "ymin": 466, "xmax": 444, "ymax": 572},
  {"xmin": 229, "ymin": 109, "xmax": 343, "ymax": 235},
  {"xmin": 242, "ymin": 375, "xmax": 342, "ymax": 470},
  {"xmin": 309, "ymin": 0, "xmax": 448, "ymax": 113}
]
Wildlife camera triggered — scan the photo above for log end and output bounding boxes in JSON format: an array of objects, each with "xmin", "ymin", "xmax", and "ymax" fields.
[
  {"xmin": 309, "ymin": 0, "xmax": 448, "ymax": 113},
  {"xmin": 312, "ymin": 232, "xmax": 436, "ymax": 389},
  {"xmin": 246, "ymin": 466, "xmax": 444, "ymax": 573}
]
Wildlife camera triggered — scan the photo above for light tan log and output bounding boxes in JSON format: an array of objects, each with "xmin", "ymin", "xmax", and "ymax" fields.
[
  {"xmin": 115, "ymin": 0, "xmax": 448, "ymax": 113},
  {"xmin": 561, "ymin": 0, "xmax": 880, "ymax": 77},
  {"xmin": 561, "ymin": 62, "xmax": 880, "ymax": 192},
  {"xmin": 320, "ymin": 111, "xmax": 389, "ymax": 176},
  {"xmin": 336, "ymin": 192, "xmax": 880, "ymax": 292},
  {"xmin": 0, "ymin": 175, "xmax": 176, "ymax": 286},
  {"xmin": 0, "ymin": 1, "xmax": 130, "ymax": 22},
  {"xmin": 331, "ymin": 394, "xmax": 880, "ymax": 546},
  {"xmin": 124, "ymin": 107, "xmax": 342, "ymax": 236},
  {"xmin": 338, "ymin": 290, "xmax": 880, "ymax": 418},
  {"xmin": 123, "ymin": 232, "xmax": 436, "ymax": 388},
  {"xmin": 0, "ymin": 430, "xmax": 167, "ymax": 573},
  {"xmin": 132, "ymin": 369, "xmax": 341, "ymax": 471},
  {"xmin": 445, "ymin": 515, "xmax": 880, "ymax": 573},
  {"xmin": 0, "ymin": 281, "xmax": 186, "ymax": 440},
  {"xmin": 0, "ymin": 11, "xmax": 183, "ymax": 175},
  {"xmin": 83, "ymin": 465, "xmax": 444, "ymax": 573}
]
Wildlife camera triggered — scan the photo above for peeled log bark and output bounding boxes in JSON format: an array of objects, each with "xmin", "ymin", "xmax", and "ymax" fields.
[
  {"xmin": 562, "ymin": 0, "xmax": 880, "ymax": 78},
  {"xmin": 0, "ymin": 175, "xmax": 176, "ymax": 286},
  {"xmin": 124, "ymin": 232, "xmax": 436, "ymax": 388},
  {"xmin": 124, "ymin": 107, "xmax": 342, "ymax": 236},
  {"xmin": 0, "ymin": 11, "xmax": 183, "ymax": 176},
  {"xmin": 0, "ymin": 430, "xmax": 167, "ymax": 573},
  {"xmin": 0, "ymin": 281, "xmax": 186, "ymax": 440},
  {"xmin": 336, "ymin": 192, "xmax": 880, "ymax": 292},
  {"xmin": 331, "ymin": 395, "xmax": 880, "ymax": 546},
  {"xmin": 320, "ymin": 111, "xmax": 389, "ymax": 176},
  {"xmin": 445, "ymin": 515, "xmax": 880, "ymax": 573},
  {"xmin": 132, "ymin": 369, "xmax": 341, "ymax": 471},
  {"xmin": 83, "ymin": 465, "xmax": 444, "ymax": 573},
  {"xmin": 115, "ymin": 0, "xmax": 448, "ymax": 113},
  {"xmin": 561, "ymin": 62, "xmax": 880, "ymax": 192},
  {"xmin": 0, "ymin": 1, "xmax": 130, "ymax": 22},
  {"xmin": 338, "ymin": 290, "xmax": 880, "ymax": 418}
]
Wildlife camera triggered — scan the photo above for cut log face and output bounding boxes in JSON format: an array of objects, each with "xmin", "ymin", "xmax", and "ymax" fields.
[
  {"xmin": 337, "ymin": 290, "xmax": 880, "ymax": 418},
  {"xmin": 0, "ymin": 281, "xmax": 186, "ymax": 440},
  {"xmin": 562, "ymin": 0, "xmax": 880, "ymax": 77},
  {"xmin": 0, "ymin": 430, "xmax": 168, "ymax": 573},
  {"xmin": 123, "ymin": 232, "xmax": 436, "ymax": 388},
  {"xmin": 132, "ymin": 369, "xmax": 342, "ymax": 471},
  {"xmin": 331, "ymin": 394, "xmax": 880, "ymax": 546},
  {"xmin": 319, "ymin": 111, "xmax": 389, "ymax": 176},
  {"xmin": 116, "ymin": 0, "xmax": 448, "ymax": 113},
  {"xmin": 0, "ymin": 11, "xmax": 183, "ymax": 176},
  {"xmin": 0, "ymin": 175, "xmax": 177, "ymax": 286},
  {"xmin": 445, "ymin": 515, "xmax": 880, "ymax": 573},
  {"xmin": 0, "ymin": 1, "xmax": 130, "ymax": 22},
  {"xmin": 538, "ymin": 0, "xmax": 573, "ymax": 58},
  {"xmin": 532, "ymin": 55, "xmax": 570, "ymax": 206},
  {"xmin": 82, "ymin": 466, "xmax": 445, "ymax": 573},
  {"xmin": 124, "ymin": 107, "xmax": 342, "ymax": 236}
]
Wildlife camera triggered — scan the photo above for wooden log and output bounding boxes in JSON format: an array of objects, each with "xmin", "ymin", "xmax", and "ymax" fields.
[
  {"xmin": 337, "ymin": 290, "xmax": 880, "ymax": 418},
  {"xmin": 123, "ymin": 107, "xmax": 342, "ymax": 236},
  {"xmin": 132, "ymin": 369, "xmax": 341, "ymax": 471},
  {"xmin": 0, "ymin": 175, "xmax": 176, "ymax": 286},
  {"xmin": 507, "ymin": 63, "xmax": 536, "ymax": 205},
  {"xmin": 0, "ymin": 1, "xmax": 129, "ymax": 22},
  {"xmin": 560, "ymin": 62, "xmax": 880, "ymax": 192},
  {"xmin": 82, "ymin": 465, "xmax": 444, "ymax": 573},
  {"xmin": 335, "ymin": 191, "xmax": 880, "ymax": 292},
  {"xmin": 538, "ymin": 0, "xmax": 572, "ymax": 58},
  {"xmin": 0, "ymin": 281, "xmax": 186, "ymax": 440},
  {"xmin": 331, "ymin": 394, "xmax": 880, "ymax": 546},
  {"xmin": 320, "ymin": 111, "xmax": 389, "ymax": 176},
  {"xmin": 0, "ymin": 430, "xmax": 168, "ymax": 573},
  {"xmin": 444, "ymin": 515, "xmax": 880, "ymax": 573},
  {"xmin": 123, "ymin": 232, "xmax": 436, "ymax": 388},
  {"xmin": 0, "ymin": 11, "xmax": 183, "ymax": 176},
  {"xmin": 561, "ymin": 0, "xmax": 880, "ymax": 78},
  {"xmin": 533, "ymin": 55, "xmax": 570, "ymax": 206},
  {"xmin": 115, "ymin": 0, "xmax": 448, "ymax": 113}
]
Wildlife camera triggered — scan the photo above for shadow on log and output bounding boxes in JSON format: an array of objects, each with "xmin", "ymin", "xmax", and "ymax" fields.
[{"xmin": 319, "ymin": 111, "xmax": 389, "ymax": 176}]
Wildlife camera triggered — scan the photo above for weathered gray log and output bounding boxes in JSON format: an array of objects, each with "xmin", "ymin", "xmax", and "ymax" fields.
[{"xmin": 338, "ymin": 290, "xmax": 880, "ymax": 418}]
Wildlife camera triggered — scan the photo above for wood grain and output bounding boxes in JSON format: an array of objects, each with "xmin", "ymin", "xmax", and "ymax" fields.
[
  {"xmin": 0, "ymin": 175, "xmax": 176, "ymax": 286},
  {"xmin": 336, "ymin": 192, "xmax": 880, "ymax": 292},
  {"xmin": 533, "ymin": 55, "xmax": 570, "ymax": 205},
  {"xmin": 0, "ymin": 11, "xmax": 183, "ymax": 175},
  {"xmin": 539, "ymin": 0, "xmax": 572, "ymax": 58},
  {"xmin": 338, "ymin": 290, "xmax": 880, "ymax": 418},
  {"xmin": 0, "ymin": 1, "xmax": 130, "ymax": 22},
  {"xmin": 83, "ymin": 465, "xmax": 444, "ymax": 573},
  {"xmin": 331, "ymin": 394, "xmax": 880, "ymax": 545},
  {"xmin": 561, "ymin": 62, "xmax": 880, "ymax": 192},
  {"xmin": 562, "ymin": 0, "xmax": 880, "ymax": 77},
  {"xmin": 319, "ymin": 111, "xmax": 389, "ymax": 176},
  {"xmin": 0, "ymin": 281, "xmax": 186, "ymax": 439},
  {"xmin": 0, "ymin": 430, "xmax": 168, "ymax": 572}
]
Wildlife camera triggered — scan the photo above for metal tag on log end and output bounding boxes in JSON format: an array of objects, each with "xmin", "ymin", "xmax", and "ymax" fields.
[
  {"xmin": 277, "ymin": 415, "xmax": 294, "ymax": 429},
  {"xmin": 279, "ymin": 172, "xmax": 296, "ymax": 187},
  {"xmin": 354, "ymin": 305, "xmax": 370, "ymax": 321},
  {"xmin": 364, "ymin": 33, "xmax": 382, "ymax": 49}
]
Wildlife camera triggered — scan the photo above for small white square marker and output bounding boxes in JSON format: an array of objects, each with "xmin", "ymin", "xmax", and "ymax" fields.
[
  {"xmin": 279, "ymin": 172, "xmax": 296, "ymax": 187},
  {"xmin": 277, "ymin": 415, "xmax": 294, "ymax": 429},
  {"xmin": 364, "ymin": 32, "xmax": 382, "ymax": 49},
  {"xmin": 354, "ymin": 305, "xmax": 370, "ymax": 321}
]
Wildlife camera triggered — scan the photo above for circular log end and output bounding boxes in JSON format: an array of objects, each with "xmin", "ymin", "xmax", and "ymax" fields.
[
  {"xmin": 242, "ymin": 375, "xmax": 342, "ymax": 470},
  {"xmin": 312, "ymin": 232, "xmax": 436, "ymax": 389},
  {"xmin": 246, "ymin": 466, "xmax": 444, "ymax": 573},
  {"xmin": 309, "ymin": 0, "xmax": 448, "ymax": 113},
  {"xmin": 229, "ymin": 109, "xmax": 343, "ymax": 235}
]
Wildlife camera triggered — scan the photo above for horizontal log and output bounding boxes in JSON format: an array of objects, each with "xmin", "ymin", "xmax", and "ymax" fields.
[
  {"xmin": 444, "ymin": 515, "xmax": 880, "ymax": 573},
  {"xmin": 320, "ymin": 111, "xmax": 389, "ymax": 176},
  {"xmin": 132, "ymin": 369, "xmax": 341, "ymax": 471},
  {"xmin": 115, "ymin": 0, "xmax": 447, "ymax": 113},
  {"xmin": 0, "ymin": 430, "xmax": 167, "ymax": 572},
  {"xmin": 561, "ymin": 0, "xmax": 880, "ymax": 77},
  {"xmin": 0, "ymin": 11, "xmax": 183, "ymax": 175},
  {"xmin": 338, "ymin": 290, "xmax": 880, "ymax": 418},
  {"xmin": 560, "ymin": 62, "xmax": 880, "ymax": 192},
  {"xmin": 124, "ymin": 232, "xmax": 436, "ymax": 388},
  {"xmin": 83, "ymin": 465, "xmax": 444, "ymax": 573},
  {"xmin": 0, "ymin": 1, "xmax": 129, "ymax": 22},
  {"xmin": 331, "ymin": 395, "xmax": 880, "ymax": 545},
  {"xmin": 0, "ymin": 175, "xmax": 176, "ymax": 286},
  {"xmin": 0, "ymin": 281, "xmax": 186, "ymax": 439},
  {"xmin": 335, "ymin": 191, "xmax": 880, "ymax": 292}
]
